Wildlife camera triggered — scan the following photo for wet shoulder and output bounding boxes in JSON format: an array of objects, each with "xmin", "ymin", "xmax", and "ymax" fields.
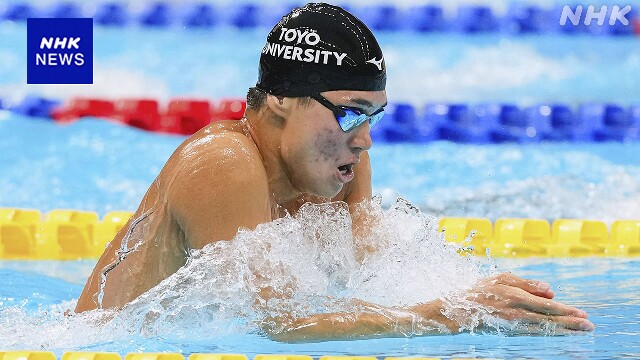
[
  {"xmin": 180, "ymin": 122, "xmax": 261, "ymax": 165},
  {"xmin": 160, "ymin": 121, "xmax": 267, "ymax": 189}
]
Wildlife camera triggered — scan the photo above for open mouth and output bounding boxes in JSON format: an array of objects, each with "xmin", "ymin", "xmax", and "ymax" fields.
[{"xmin": 338, "ymin": 163, "xmax": 354, "ymax": 177}]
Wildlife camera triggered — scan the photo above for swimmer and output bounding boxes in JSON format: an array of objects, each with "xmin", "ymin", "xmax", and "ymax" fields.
[{"xmin": 76, "ymin": 3, "xmax": 594, "ymax": 340}]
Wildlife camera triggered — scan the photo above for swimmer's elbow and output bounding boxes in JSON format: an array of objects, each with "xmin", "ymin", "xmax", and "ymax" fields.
[{"xmin": 74, "ymin": 300, "xmax": 93, "ymax": 313}]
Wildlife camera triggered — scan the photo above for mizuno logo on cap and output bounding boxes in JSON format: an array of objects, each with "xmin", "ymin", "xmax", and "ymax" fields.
[{"xmin": 366, "ymin": 57, "xmax": 384, "ymax": 71}]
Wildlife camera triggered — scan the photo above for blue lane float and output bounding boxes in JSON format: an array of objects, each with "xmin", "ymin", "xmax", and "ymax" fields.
[
  {"xmin": 183, "ymin": 3, "xmax": 218, "ymax": 29},
  {"xmin": 94, "ymin": 2, "xmax": 128, "ymax": 26},
  {"xmin": 351, "ymin": 5, "xmax": 403, "ymax": 32},
  {"xmin": 410, "ymin": 5, "xmax": 446, "ymax": 32},
  {"xmin": 46, "ymin": 1, "xmax": 83, "ymax": 19},
  {"xmin": 2, "ymin": 3, "xmax": 36, "ymax": 21},
  {"xmin": 9, "ymin": 96, "xmax": 62, "ymax": 118},
  {"xmin": 373, "ymin": 102, "xmax": 640, "ymax": 143},
  {"xmin": 138, "ymin": 2, "xmax": 172, "ymax": 27},
  {"xmin": 456, "ymin": 6, "xmax": 500, "ymax": 33},
  {"xmin": 2, "ymin": 1, "xmax": 638, "ymax": 36},
  {"xmin": 507, "ymin": 5, "xmax": 552, "ymax": 33}
]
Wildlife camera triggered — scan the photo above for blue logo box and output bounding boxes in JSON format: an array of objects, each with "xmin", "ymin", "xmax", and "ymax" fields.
[{"xmin": 27, "ymin": 18, "xmax": 93, "ymax": 84}]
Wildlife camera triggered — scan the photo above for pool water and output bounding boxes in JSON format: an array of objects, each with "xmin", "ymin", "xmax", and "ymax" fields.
[
  {"xmin": 1, "ymin": 3, "xmax": 640, "ymax": 359},
  {"xmin": 1, "ymin": 114, "xmax": 640, "ymax": 360},
  {"xmin": 1, "ymin": 257, "xmax": 639, "ymax": 359},
  {"xmin": 2, "ymin": 114, "xmax": 639, "ymax": 221}
]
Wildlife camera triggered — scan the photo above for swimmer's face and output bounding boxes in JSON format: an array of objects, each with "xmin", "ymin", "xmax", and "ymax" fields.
[{"xmin": 279, "ymin": 90, "xmax": 387, "ymax": 197}]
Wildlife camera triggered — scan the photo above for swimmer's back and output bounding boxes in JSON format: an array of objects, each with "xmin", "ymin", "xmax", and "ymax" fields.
[{"xmin": 75, "ymin": 121, "xmax": 272, "ymax": 312}]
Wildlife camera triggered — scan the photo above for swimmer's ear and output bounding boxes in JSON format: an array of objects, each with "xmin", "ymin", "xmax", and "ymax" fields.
[{"xmin": 266, "ymin": 94, "xmax": 294, "ymax": 118}]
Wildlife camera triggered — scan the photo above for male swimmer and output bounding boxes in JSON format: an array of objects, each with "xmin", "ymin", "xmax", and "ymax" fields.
[{"xmin": 76, "ymin": 3, "xmax": 594, "ymax": 340}]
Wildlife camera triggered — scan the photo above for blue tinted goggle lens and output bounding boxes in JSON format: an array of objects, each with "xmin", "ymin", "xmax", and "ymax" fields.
[{"xmin": 337, "ymin": 108, "xmax": 385, "ymax": 132}]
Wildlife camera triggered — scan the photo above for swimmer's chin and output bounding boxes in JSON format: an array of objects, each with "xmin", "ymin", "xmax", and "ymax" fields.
[{"xmin": 303, "ymin": 185, "xmax": 344, "ymax": 200}]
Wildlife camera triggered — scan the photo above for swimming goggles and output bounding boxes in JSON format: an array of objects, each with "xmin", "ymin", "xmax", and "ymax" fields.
[{"xmin": 310, "ymin": 93, "xmax": 385, "ymax": 132}]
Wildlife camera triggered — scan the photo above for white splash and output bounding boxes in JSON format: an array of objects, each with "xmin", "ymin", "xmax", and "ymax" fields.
[{"xmin": 0, "ymin": 198, "xmax": 489, "ymax": 349}]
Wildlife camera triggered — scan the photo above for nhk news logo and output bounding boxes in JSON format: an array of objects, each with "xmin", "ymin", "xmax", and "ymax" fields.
[{"xmin": 27, "ymin": 18, "xmax": 93, "ymax": 84}]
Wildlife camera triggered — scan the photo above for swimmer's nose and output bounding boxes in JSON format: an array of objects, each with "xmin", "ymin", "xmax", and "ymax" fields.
[{"xmin": 350, "ymin": 121, "xmax": 373, "ymax": 152}]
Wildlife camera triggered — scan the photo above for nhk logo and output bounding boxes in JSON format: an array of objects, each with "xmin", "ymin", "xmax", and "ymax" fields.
[
  {"xmin": 559, "ymin": 5, "xmax": 633, "ymax": 26},
  {"xmin": 27, "ymin": 18, "xmax": 93, "ymax": 84}
]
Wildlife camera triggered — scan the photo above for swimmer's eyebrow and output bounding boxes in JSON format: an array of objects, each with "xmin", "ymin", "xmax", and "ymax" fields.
[{"xmin": 349, "ymin": 98, "xmax": 388, "ymax": 110}]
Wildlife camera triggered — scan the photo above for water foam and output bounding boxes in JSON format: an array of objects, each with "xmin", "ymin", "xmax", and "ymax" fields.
[{"xmin": 0, "ymin": 198, "xmax": 491, "ymax": 349}]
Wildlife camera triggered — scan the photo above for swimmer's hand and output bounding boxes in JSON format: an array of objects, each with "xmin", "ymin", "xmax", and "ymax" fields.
[
  {"xmin": 266, "ymin": 272, "xmax": 593, "ymax": 342},
  {"xmin": 410, "ymin": 272, "xmax": 595, "ymax": 335}
]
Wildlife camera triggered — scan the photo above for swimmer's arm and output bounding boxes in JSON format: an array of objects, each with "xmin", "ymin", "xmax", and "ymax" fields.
[
  {"xmin": 337, "ymin": 151, "xmax": 372, "ymax": 206},
  {"xmin": 267, "ymin": 299, "xmax": 456, "ymax": 342},
  {"xmin": 334, "ymin": 151, "xmax": 379, "ymax": 262},
  {"xmin": 169, "ymin": 134, "xmax": 272, "ymax": 249},
  {"xmin": 267, "ymin": 273, "xmax": 594, "ymax": 342}
]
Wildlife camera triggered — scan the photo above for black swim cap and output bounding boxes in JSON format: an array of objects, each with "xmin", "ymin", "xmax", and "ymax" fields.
[{"xmin": 256, "ymin": 3, "xmax": 386, "ymax": 97}]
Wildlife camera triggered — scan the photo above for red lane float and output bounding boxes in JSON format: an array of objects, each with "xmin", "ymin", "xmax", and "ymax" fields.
[
  {"xmin": 50, "ymin": 97, "xmax": 248, "ymax": 135},
  {"xmin": 212, "ymin": 98, "xmax": 247, "ymax": 122},
  {"xmin": 167, "ymin": 98, "xmax": 211, "ymax": 135},
  {"xmin": 113, "ymin": 98, "xmax": 161, "ymax": 131},
  {"xmin": 51, "ymin": 98, "xmax": 115, "ymax": 123}
]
